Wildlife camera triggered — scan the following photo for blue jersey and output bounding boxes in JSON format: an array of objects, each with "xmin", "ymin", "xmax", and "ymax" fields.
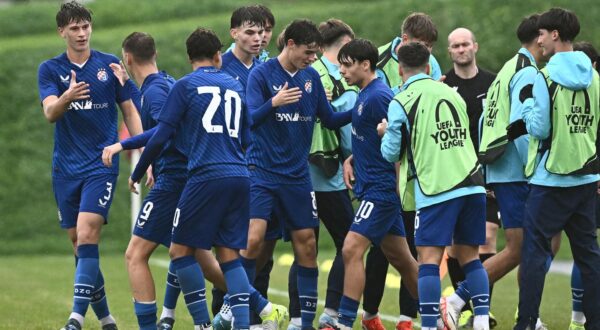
[
  {"xmin": 37, "ymin": 50, "xmax": 131, "ymax": 178},
  {"xmin": 221, "ymin": 51, "xmax": 260, "ymax": 89},
  {"xmin": 246, "ymin": 58, "xmax": 351, "ymax": 184},
  {"xmin": 158, "ymin": 66, "xmax": 249, "ymax": 182},
  {"xmin": 136, "ymin": 71, "xmax": 187, "ymax": 191},
  {"xmin": 352, "ymin": 78, "xmax": 398, "ymax": 203}
]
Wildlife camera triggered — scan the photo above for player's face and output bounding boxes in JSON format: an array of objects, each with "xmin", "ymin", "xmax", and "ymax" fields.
[
  {"xmin": 537, "ymin": 29, "xmax": 556, "ymax": 58},
  {"xmin": 262, "ymin": 23, "xmax": 273, "ymax": 50},
  {"xmin": 339, "ymin": 60, "xmax": 364, "ymax": 87},
  {"xmin": 232, "ymin": 22, "xmax": 264, "ymax": 56},
  {"xmin": 59, "ymin": 20, "xmax": 92, "ymax": 53},
  {"xmin": 288, "ymin": 42, "xmax": 319, "ymax": 70},
  {"xmin": 448, "ymin": 37, "xmax": 477, "ymax": 66}
]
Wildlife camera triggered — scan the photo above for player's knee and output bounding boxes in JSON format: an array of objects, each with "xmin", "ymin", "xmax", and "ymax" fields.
[
  {"xmin": 245, "ymin": 235, "xmax": 264, "ymax": 257},
  {"xmin": 342, "ymin": 241, "xmax": 361, "ymax": 264}
]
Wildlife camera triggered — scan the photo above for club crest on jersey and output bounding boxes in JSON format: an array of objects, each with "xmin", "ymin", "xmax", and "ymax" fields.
[
  {"xmin": 357, "ymin": 102, "xmax": 364, "ymax": 116},
  {"xmin": 97, "ymin": 68, "xmax": 108, "ymax": 82},
  {"xmin": 304, "ymin": 80, "xmax": 312, "ymax": 93}
]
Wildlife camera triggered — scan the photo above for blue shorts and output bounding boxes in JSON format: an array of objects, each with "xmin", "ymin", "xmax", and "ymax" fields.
[
  {"xmin": 172, "ymin": 177, "xmax": 249, "ymax": 250},
  {"xmin": 52, "ymin": 174, "xmax": 118, "ymax": 229},
  {"xmin": 132, "ymin": 187, "xmax": 184, "ymax": 247},
  {"xmin": 491, "ymin": 182, "xmax": 529, "ymax": 229},
  {"xmin": 250, "ymin": 175, "xmax": 319, "ymax": 238},
  {"xmin": 415, "ymin": 193, "xmax": 486, "ymax": 246},
  {"xmin": 349, "ymin": 199, "xmax": 405, "ymax": 245}
]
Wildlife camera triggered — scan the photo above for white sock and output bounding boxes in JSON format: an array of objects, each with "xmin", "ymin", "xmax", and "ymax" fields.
[
  {"xmin": 398, "ymin": 314, "xmax": 412, "ymax": 322},
  {"xmin": 221, "ymin": 303, "xmax": 233, "ymax": 321},
  {"xmin": 259, "ymin": 302, "xmax": 273, "ymax": 318},
  {"xmin": 473, "ymin": 315, "xmax": 489, "ymax": 330},
  {"xmin": 535, "ymin": 318, "xmax": 544, "ymax": 329},
  {"xmin": 447, "ymin": 293, "xmax": 466, "ymax": 310},
  {"xmin": 290, "ymin": 317, "xmax": 302, "ymax": 327},
  {"xmin": 363, "ymin": 311, "xmax": 378, "ymax": 320},
  {"xmin": 99, "ymin": 314, "xmax": 116, "ymax": 326},
  {"xmin": 338, "ymin": 324, "xmax": 353, "ymax": 330},
  {"xmin": 572, "ymin": 311, "xmax": 586, "ymax": 323},
  {"xmin": 422, "ymin": 327, "xmax": 437, "ymax": 330},
  {"xmin": 160, "ymin": 307, "xmax": 175, "ymax": 320},
  {"xmin": 68, "ymin": 312, "xmax": 85, "ymax": 327},
  {"xmin": 324, "ymin": 308, "xmax": 338, "ymax": 319}
]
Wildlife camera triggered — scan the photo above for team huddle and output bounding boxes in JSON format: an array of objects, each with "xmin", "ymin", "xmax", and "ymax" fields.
[{"xmin": 37, "ymin": 2, "xmax": 600, "ymax": 330}]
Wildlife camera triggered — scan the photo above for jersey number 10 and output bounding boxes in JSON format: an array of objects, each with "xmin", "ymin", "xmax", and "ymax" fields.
[{"xmin": 198, "ymin": 86, "xmax": 242, "ymax": 138}]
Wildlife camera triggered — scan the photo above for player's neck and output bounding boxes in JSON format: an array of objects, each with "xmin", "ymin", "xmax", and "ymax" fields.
[
  {"xmin": 232, "ymin": 46, "xmax": 255, "ymax": 66},
  {"xmin": 359, "ymin": 72, "xmax": 377, "ymax": 90},
  {"xmin": 322, "ymin": 50, "xmax": 339, "ymax": 66},
  {"xmin": 192, "ymin": 60, "xmax": 215, "ymax": 71},
  {"xmin": 134, "ymin": 63, "xmax": 159, "ymax": 87},
  {"xmin": 453, "ymin": 62, "xmax": 478, "ymax": 79},
  {"xmin": 277, "ymin": 50, "xmax": 299, "ymax": 74},
  {"xmin": 66, "ymin": 47, "xmax": 90, "ymax": 65}
]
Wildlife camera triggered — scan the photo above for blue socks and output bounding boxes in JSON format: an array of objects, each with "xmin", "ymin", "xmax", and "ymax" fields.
[
  {"xmin": 418, "ymin": 264, "xmax": 441, "ymax": 329},
  {"xmin": 72, "ymin": 244, "xmax": 100, "ymax": 317},
  {"xmin": 463, "ymin": 260, "xmax": 489, "ymax": 316},
  {"xmin": 89, "ymin": 270, "xmax": 110, "ymax": 319},
  {"xmin": 134, "ymin": 301, "xmax": 157, "ymax": 330},
  {"xmin": 164, "ymin": 261, "xmax": 181, "ymax": 310},
  {"xmin": 571, "ymin": 263, "xmax": 584, "ymax": 313},
  {"xmin": 297, "ymin": 265, "xmax": 318, "ymax": 328},
  {"xmin": 249, "ymin": 286, "xmax": 269, "ymax": 315},
  {"xmin": 172, "ymin": 255, "xmax": 210, "ymax": 326},
  {"xmin": 337, "ymin": 295, "xmax": 360, "ymax": 328},
  {"xmin": 221, "ymin": 259, "xmax": 250, "ymax": 330},
  {"xmin": 241, "ymin": 256, "xmax": 257, "ymax": 284}
]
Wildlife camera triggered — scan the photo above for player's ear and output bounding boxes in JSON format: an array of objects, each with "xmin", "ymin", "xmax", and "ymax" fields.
[
  {"xmin": 425, "ymin": 63, "xmax": 431, "ymax": 76},
  {"xmin": 401, "ymin": 33, "xmax": 409, "ymax": 44},
  {"xmin": 473, "ymin": 42, "xmax": 479, "ymax": 53},
  {"xmin": 230, "ymin": 28, "xmax": 237, "ymax": 41},
  {"xmin": 214, "ymin": 51, "xmax": 222, "ymax": 69}
]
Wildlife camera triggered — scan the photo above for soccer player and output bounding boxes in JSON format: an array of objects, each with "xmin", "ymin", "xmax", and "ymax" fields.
[
  {"xmin": 101, "ymin": 32, "xmax": 187, "ymax": 330},
  {"xmin": 569, "ymin": 40, "xmax": 600, "ymax": 330},
  {"xmin": 363, "ymin": 12, "xmax": 442, "ymax": 329},
  {"xmin": 334, "ymin": 38, "xmax": 418, "ymax": 330},
  {"xmin": 514, "ymin": 8, "xmax": 600, "ymax": 330},
  {"xmin": 380, "ymin": 42, "xmax": 490, "ymax": 330},
  {"xmin": 225, "ymin": 4, "xmax": 275, "ymax": 63},
  {"xmin": 442, "ymin": 16, "xmax": 548, "ymax": 330},
  {"xmin": 127, "ymin": 27, "xmax": 287, "ymax": 330},
  {"xmin": 37, "ymin": 2, "xmax": 143, "ymax": 329},
  {"xmin": 243, "ymin": 19, "xmax": 352, "ymax": 330},
  {"xmin": 442, "ymin": 27, "xmax": 498, "ymax": 328},
  {"xmin": 287, "ymin": 19, "xmax": 358, "ymax": 330}
]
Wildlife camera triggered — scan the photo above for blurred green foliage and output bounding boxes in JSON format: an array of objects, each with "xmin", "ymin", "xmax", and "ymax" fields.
[{"xmin": 0, "ymin": 0, "xmax": 597, "ymax": 255}]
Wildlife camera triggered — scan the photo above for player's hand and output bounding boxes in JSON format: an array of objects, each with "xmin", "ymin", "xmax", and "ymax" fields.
[
  {"xmin": 325, "ymin": 89, "xmax": 333, "ymax": 102},
  {"xmin": 62, "ymin": 70, "xmax": 90, "ymax": 102},
  {"xmin": 377, "ymin": 118, "xmax": 388, "ymax": 137},
  {"xmin": 109, "ymin": 61, "xmax": 130, "ymax": 86},
  {"xmin": 343, "ymin": 155, "xmax": 355, "ymax": 190},
  {"xmin": 486, "ymin": 189, "xmax": 496, "ymax": 199},
  {"xmin": 128, "ymin": 177, "xmax": 139, "ymax": 194},
  {"xmin": 271, "ymin": 82, "xmax": 302, "ymax": 107},
  {"xmin": 145, "ymin": 166, "xmax": 155, "ymax": 189},
  {"xmin": 101, "ymin": 143, "xmax": 123, "ymax": 167}
]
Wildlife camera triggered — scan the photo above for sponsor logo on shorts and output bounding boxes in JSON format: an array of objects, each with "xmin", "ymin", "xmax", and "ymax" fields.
[{"xmin": 98, "ymin": 182, "xmax": 113, "ymax": 208}]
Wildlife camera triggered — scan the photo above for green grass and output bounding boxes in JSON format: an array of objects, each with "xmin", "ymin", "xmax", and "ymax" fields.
[{"xmin": 0, "ymin": 251, "xmax": 573, "ymax": 329}]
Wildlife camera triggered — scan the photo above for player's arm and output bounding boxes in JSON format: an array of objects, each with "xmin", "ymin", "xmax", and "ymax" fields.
[
  {"xmin": 315, "ymin": 78, "xmax": 351, "ymax": 129},
  {"xmin": 40, "ymin": 69, "xmax": 90, "ymax": 123},
  {"xmin": 506, "ymin": 66, "xmax": 537, "ymax": 162},
  {"xmin": 380, "ymin": 100, "xmax": 407, "ymax": 163},
  {"xmin": 247, "ymin": 70, "xmax": 302, "ymax": 127},
  {"xmin": 119, "ymin": 100, "xmax": 143, "ymax": 136},
  {"xmin": 521, "ymin": 72, "xmax": 551, "ymax": 140},
  {"xmin": 102, "ymin": 126, "xmax": 158, "ymax": 167},
  {"xmin": 129, "ymin": 122, "xmax": 176, "ymax": 192}
]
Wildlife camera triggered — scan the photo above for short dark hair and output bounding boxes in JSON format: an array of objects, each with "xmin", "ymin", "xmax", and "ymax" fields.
[
  {"xmin": 230, "ymin": 6, "xmax": 265, "ymax": 29},
  {"xmin": 254, "ymin": 5, "xmax": 275, "ymax": 27},
  {"xmin": 397, "ymin": 42, "xmax": 430, "ymax": 70},
  {"xmin": 186, "ymin": 28, "xmax": 222, "ymax": 62},
  {"xmin": 276, "ymin": 25, "xmax": 288, "ymax": 52},
  {"xmin": 338, "ymin": 38, "xmax": 378, "ymax": 71},
  {"xmin": 574, "ymin": 41, "xmax": 599, "ymax": 72},
  {"xmin": 283, "ymin": 19, "xmax": 322, "ymax": 47},
  {"xmin": 122, "ymin": 32, "xmax": 156, "ymax": 63},
  {"xmin": 402, "ymin": 12, "xmax": 438, "ymax": 43},
  {"xmin": 319, "ymin": 19, "xmax": 354, "ymax": 47},
  {"xmin": 538, "ymin": 8, "xmax": 580, "ymax": 42},
  {"xmin": 517, "ymin": 14, "xmax": 540, "ymax": 44},
  {"xmin": 56, "ymin": 1, "xmax": 92, "ymax": 28}
]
